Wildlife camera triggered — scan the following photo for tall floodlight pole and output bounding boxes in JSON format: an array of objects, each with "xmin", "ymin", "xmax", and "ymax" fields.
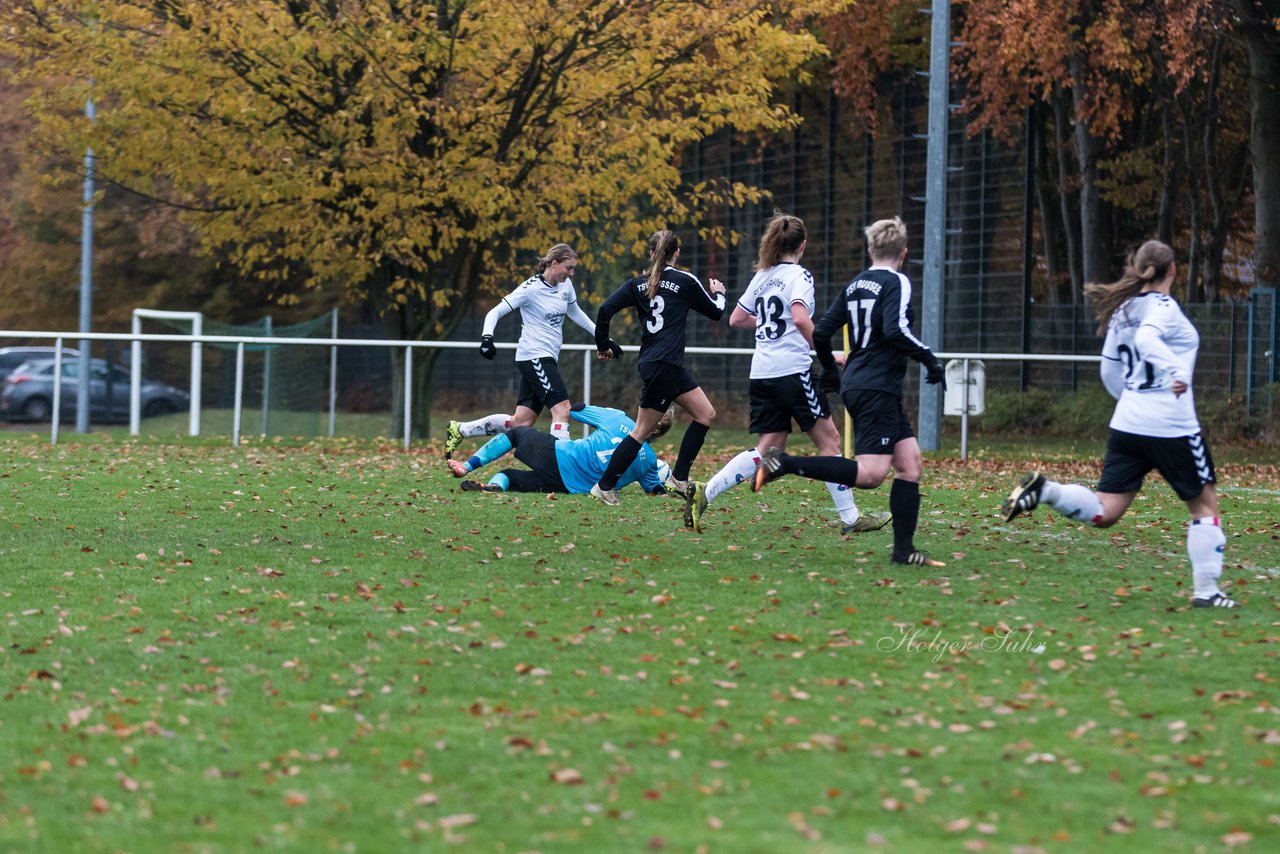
[
  {"xmin": 77, "ymin": 96, "xmax": 96, "ymax": 434},
  {"xmin": 918, "ymin": 0, "xmax": 951, "ymax": 452}
]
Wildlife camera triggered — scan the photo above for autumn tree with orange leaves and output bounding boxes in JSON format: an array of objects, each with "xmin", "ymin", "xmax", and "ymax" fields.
[
  {"xmin": 825, "ymin": 0, "xmax": 1263, "ymax": 302},
  {"xmin": 955, "ymin": 0, "xmax": 1255, "ymax": 301}
]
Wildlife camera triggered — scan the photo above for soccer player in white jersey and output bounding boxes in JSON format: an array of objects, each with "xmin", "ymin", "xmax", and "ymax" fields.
[
  {"xmin": 1002, "ymin": 240, "xmax": 1237, "ymax": 609},
  {"xmin": 684, "ymin": 212, "xmax": 890, "ymax": 535},
  {"xmin": 443, "ymin": 243, "xmax": 621, "ymax": 458}
]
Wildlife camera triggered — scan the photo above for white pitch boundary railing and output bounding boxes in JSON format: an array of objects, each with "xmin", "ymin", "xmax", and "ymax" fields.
[{"xmin": 0, "ymin": 329, "xmax": 1101, "ymax": 455}]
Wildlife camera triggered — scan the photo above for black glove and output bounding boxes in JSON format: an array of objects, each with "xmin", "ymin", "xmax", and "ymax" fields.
[
  {"xmin": 607, "ymin": 339, "xmax": 624, "ymax": 360},
  {"xmin": 479, "ymin": 335, "xmax": 496, "ymax": 360},
  {"xmin": 820, "ymin": 364, "xmax": 842, "ymax": 394},
  {"xmin": 925, "ymin": 360, "xmax": 946, "ymax": 390}
]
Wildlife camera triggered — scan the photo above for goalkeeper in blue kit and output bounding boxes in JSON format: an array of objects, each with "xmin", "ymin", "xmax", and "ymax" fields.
[{"xmin": 448, "ymin": 404, "xmax": 673, "ymax": 495}]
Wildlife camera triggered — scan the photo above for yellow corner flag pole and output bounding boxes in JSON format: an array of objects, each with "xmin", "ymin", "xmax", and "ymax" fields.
[{"xmin": 842, "ymin": 326, "xmax": 852, "ymax": 458}]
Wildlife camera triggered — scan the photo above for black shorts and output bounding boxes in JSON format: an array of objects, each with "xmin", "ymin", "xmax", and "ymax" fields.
[
  {"xmin": 748, "ymin": 370, "xmax": 830, "ymax": 434},
  {"xmin": 1097, "ymin": 428, "xmax": 1216, "ymax": 500},
  {"xmin": 638, "ymin": 361, "xmax": 699, "ymax": 412},
  {"xmin": 515, "ymin": 358, "xmax": 570, "ymax": 413},
  {"xmin": 841, "ymin": 389, "xmax": 914, "ymax": 456},
  {"xmin": 506, "ymin": 427, "xmax": 569, "ymax": 492}
]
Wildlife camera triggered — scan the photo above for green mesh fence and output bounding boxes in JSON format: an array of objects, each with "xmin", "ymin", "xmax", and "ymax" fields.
[{"xmin": 149, "ymin": 311, "xmax": 336, "ymax": 437}]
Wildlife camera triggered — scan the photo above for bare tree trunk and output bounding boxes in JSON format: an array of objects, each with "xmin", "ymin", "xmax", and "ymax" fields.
[
  {"xmin": 1157, "ymin": 104, "xmax": 1180, "ymax": 245},
  {"xmin": 1031, "ymin": 102, "xmax": 1067, "ymax": 294},
  {"xmin": 1201, "ymin": 34, "xmax": 1228, "ymax": 303},
  {"xmin": 1068, "ymin": 64, "xmax": 1112, "ymax": 288},
  {"xmin": 377, "ymin": 246, "xmax": 482, "ymax": 441},
  {"xmin": 1180, "ymin": 99, "xmax": 1205, "ymax": 303},
  {"xmin": 387, "ymin": 343, "xmax": 443, "ymax": 442},
  {"xmin": 1051, "ymin": 88, "xmax": 1082, "ymax": 298},
  {"xmin": 1234, "ymin": 0, "xmax": 1280, "ymax": 293}
]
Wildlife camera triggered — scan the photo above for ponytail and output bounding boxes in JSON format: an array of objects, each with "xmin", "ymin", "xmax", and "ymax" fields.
[
  {"xmin": 645, "ymin": 230, "xmax": 680, "ymax": 300},
  {"xmin": 756, "ymin": 210, "xmax": 806, "ymax": 270},
  {"xmin": 1083, "ymin": 240, "xmax": 1175, "ymax": 335}
]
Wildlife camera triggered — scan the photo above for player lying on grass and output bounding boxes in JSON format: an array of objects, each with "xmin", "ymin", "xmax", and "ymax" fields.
[{"xmin": 448, "ymin": 403, "xmax": 673, "ymax": 495}]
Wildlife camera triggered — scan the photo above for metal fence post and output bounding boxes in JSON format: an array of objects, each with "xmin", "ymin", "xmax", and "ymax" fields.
[
  {"xmin": 233, "ymin": 342, "xmax": 245, "ymax": 447},
  {"xmin": 918, "ymin": 0, "xmax": 951, "ymax": 452},
  {"xmin": 581, "ymin": 351, "xmax": 593, "ymax": 437},
  {"xmin": 403, "ymin": 345, "xmax": 413, "ymax": 451}
]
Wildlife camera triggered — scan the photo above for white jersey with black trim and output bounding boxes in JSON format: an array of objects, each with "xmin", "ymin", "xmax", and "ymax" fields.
[
  {"xmin": 1100, "ymin": 291, "xmax": 1201, "ymax": 437},
  {"xmin": 737, "ymin": 262, "xmax": 816, "ymax": 379},
  {"xmin": 500, "ymin": 275, "xmax": 584, "ymax": 362}
]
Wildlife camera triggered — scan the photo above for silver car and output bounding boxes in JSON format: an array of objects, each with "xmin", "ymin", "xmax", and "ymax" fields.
[
  {"xmin": 0, "ymin": 358, "xmax": 190, "ymax": 422},
  {"xmin": 0, "ymin": 346, "xmax": 79, "ymax": 382}
]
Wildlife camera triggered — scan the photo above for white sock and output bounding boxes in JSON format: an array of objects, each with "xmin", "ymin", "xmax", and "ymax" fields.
[
  {"xmin": 1044, "ymin": 481, "xmax": 1103, "ymax": 525},
  {"xmin": 550, "ymin": 422, "xmax": 570, "ymax": 441},
  {"xmin": 1187, "ymin": 517, "xmax": 1226, "ymax": 598},
  {"xmin": 461, "ymin": 414, "xmax": 512, "ymax": 437},
  {"xmin": 825, "ymin": 480, "xmax": 859, "ymax": 525},
  {"xmin": 705, "ymin": 448, "xmax": 761, "ymax": 504}
]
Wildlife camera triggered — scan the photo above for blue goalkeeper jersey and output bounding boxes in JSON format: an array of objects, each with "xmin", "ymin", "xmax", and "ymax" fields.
[{"xmin": 557, "ymin": 405, "xmax": 664, "ymax": 494}]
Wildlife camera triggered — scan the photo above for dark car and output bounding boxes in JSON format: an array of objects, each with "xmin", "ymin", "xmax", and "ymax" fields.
[
  {"xmin": 0, "ymin": 358, "xmax": 190, "ymax": 422},
  {"xmin": 0, "ymin": 346, "xmax": 80, "ymax": 382}
]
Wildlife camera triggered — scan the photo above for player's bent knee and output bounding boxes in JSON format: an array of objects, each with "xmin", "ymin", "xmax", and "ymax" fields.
[{"xmin": 858, "ymin": 463, "xmax": 892, "ymax": 486}]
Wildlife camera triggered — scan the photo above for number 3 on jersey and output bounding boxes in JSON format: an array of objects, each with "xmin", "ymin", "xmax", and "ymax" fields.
[
  {"xmin": 1116, "ymin": 343, "xmax": 1156, "ymax": 390},
  {"xmin": 646, "ymin": 295, "xmax": 666, "ymax": 333},
  {"xmin": 846, "ymin": 298, "xmax": 875, "ymax": 349}
]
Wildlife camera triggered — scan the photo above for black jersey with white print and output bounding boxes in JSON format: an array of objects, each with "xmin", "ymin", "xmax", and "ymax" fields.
[
  {"xmin": 596, "ymin": 266, "xmax": 726, "ymax": 367},
  {"xmin": 813, "ymin": 266, "xmax": 938, "ymax": 397}
]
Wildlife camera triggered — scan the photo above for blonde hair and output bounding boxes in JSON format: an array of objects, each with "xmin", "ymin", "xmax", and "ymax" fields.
[
  {"xmin": 645, "ymin": 230, "xmax": 680, "ymax": 300},
  {"xmin": 756, "ymin": 211, "xmax": 806, "ymax": 270},
  {"xmin": 864, "ymin": 216, "xmax": 908, "ymax": 261},
  {"xmin": 536, "ymin": 243, "xmax": 577, "ymax": 274},
  {"xmin": 649, "ymin": 406, "xmax": 675, "ymax": 440},
  {"xmin": 1083, "ymin": 240, "xmax": 1175, "ymax": 335}
]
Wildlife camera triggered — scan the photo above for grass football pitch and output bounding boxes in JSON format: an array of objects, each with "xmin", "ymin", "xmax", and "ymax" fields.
[{"xmin": 1, "ymin": 429, "xmax": 1277, "ymax": 852}]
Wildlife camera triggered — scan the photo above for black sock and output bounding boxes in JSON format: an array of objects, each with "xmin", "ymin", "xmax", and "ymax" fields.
[
  {"xmin": 890, "ymin": 478, "xmax": 920, "ymax": 556},
  {"xmin": 673, "ymin": 421, "xmax": 710, "ymax": 481},
  {"xmin": 598, "ymin": 434, "xmax": 642, "ymax": 490},
  {"xmin": 788, "ymin": 455, "xmax": 858, "ymax": 487}
]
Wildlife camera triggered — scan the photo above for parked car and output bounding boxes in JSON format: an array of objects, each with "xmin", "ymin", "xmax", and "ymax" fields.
[
  {"xmin": 0, "ymin": 346, "xmax": 79, "ymax": 382},
  {"xmin": 0, "ymin": 358, "xmax": 190, "ymax": 423}
]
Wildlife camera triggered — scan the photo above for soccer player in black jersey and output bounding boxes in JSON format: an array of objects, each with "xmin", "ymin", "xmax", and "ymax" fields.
[
  {"xmin": 589, "ymin": 229, "xmax": 727, "ymax": 506},
  {"xmin": 686, "ymin": 212, "xmax": 889, "ymax": 536},
  {"xmin": 796, "ymin": 216, "xmax": 948, "ymax": 567}
]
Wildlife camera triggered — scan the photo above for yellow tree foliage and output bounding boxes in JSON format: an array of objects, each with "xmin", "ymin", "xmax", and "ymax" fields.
[{"xmin": 2, "ymin": 1, "xmax": 845, "ymax": 337}]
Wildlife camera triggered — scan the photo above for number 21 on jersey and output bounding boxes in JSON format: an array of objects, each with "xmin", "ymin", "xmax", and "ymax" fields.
[{"xmin": 1116, "ymin": 343, "xmax": 1157, "ymax": 390}]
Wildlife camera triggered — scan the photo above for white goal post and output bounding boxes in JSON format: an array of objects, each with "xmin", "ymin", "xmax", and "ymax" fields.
[{"xmin": 131, "ymin": 309, "xmax": 203, "ymax": 436}]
